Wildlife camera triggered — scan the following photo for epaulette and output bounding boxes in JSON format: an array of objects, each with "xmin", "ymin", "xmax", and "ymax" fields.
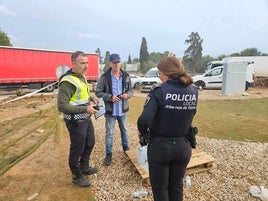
[
  {"xmin": 193, "ymin": 84, "xmax": 202, "ymax": 91},
  {"xmin": 151, "ymin": 83, "xmax": 161, "ymax": 90}
]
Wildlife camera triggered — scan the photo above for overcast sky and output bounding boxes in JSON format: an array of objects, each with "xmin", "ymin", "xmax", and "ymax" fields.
[{"xmin": 0, "ymin": 0, "xmax": 268, "ymax": 61}]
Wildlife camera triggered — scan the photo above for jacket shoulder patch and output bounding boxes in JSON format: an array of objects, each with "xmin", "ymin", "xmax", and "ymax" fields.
[{"xmin": 152, "ymin": 83, "xmax": 161, "ymax": 90}]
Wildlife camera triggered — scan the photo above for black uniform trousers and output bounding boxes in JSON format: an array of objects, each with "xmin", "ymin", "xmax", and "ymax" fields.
[
  {"xmin": 148, "ymin": 138, "xmax": 192, "ymax": 201},
  {"xmin": 65, "ymin": 118, "xmax": 95, "ymax": 174}
]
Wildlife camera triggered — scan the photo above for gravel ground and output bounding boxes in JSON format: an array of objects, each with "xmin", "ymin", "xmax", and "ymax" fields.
[
  {"xmin": 90, "ymin": 117, "xmax": 267, "ymax": 201},
  {"xmin": 0, "ymin": 87, "xmax": 267, "ymax": 200},
  {"xmin": 88, "ymin": 88, "xmax": 268, "ymax": 201}
]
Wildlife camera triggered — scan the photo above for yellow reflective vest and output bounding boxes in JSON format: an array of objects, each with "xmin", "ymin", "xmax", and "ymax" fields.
[{"xmin": 60, "ymin": 75, "xmax": 90, "ymax": 106}]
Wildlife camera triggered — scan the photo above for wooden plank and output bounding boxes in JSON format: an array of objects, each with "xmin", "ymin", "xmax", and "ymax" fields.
[
  {"xmin": 186, "ymin": 164, "xmax": 213, "ymax": 175},
  {"xmin": 126, "ymin": 147, "xmax": 215, "ymax": 186},
  {"xmin": 192, "ymin": 148, "xmax": 203, "ymax": 154},
  {"xmin": 187, "ymin": 154, "xmax": 215, "ymax": 168}
]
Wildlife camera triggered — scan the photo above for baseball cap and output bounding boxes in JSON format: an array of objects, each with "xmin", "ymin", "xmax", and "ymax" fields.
[{"xmin": 110, "ymin": 54, "xmax": 121, "ymax": 63}]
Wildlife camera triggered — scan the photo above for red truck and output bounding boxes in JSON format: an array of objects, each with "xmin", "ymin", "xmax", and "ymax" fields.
[{"xmin": 0, "ymin": 46, "xmax": 99, "ymax": 92}]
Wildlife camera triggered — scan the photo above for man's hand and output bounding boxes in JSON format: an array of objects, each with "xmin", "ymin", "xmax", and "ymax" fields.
[
  {"xmin": 112, "ymin": 93, "xmax": 128, "ymax": 102},
  {"xmin": 86, "ymin": 105, "xmax": 98, "ymax": 114},
  {"xmin": 91, "ymin": 96, "xmax": 99, "ymax": 105},
  {"xmin": 120, "ymin": 93, "xmax": 128, "ymax": 100},
  {"xmin": 112, "ymin": 95, "xmax": 121, "ymax": 102}
]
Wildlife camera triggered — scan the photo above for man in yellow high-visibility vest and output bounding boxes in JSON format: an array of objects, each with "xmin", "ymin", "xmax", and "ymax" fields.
[{"xmin": 58, "ymin": 51, "xmax": 98, "ymax": 187}]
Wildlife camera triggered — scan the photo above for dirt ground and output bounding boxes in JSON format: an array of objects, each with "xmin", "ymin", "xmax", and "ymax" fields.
[{"xmin": 0, "ymin": 87, "xmax": 267, "ymax": 201}]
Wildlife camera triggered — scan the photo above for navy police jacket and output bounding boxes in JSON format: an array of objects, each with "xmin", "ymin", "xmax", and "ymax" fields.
[{"xmin": 137, "ymin": 79, "xmax": 198, "ymax": 138}]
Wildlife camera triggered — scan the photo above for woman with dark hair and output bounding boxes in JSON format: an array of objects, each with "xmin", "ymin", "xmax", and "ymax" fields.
[{"xmin": 137, "ymin": 56, "xmax": 198, "ymax": 201}]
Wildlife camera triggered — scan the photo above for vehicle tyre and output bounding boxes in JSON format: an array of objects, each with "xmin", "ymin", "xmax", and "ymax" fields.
[
  {"xmin": 134, "ymin": 82, "xmax": 140, "ymax": 88},
  {"xmin": 194, "ymin": 81, "xmax": 205, "ymax": 89},
  {"xmin": 43, "ymin": 82, "xmax": 55, "ymax": 92}
]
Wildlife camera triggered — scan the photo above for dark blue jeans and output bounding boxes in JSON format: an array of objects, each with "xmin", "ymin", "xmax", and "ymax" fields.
[
  {"xmin": 65, "ymin": 118, "xmax": 95, "ymax": 174},
  {"xmin": 148, "ymin": 138, "xmax": 192, "ymax": 201}
]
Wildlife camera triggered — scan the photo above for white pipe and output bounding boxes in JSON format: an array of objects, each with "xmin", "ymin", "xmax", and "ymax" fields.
[{"xmin": 0, "ymin": 81, "xmax": 58, "ymax": 105}]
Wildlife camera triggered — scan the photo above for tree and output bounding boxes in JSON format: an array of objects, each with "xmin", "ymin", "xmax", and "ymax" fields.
[
  {"xmin": 240, "ymin": 48, "xmax": 261, "ymax": 56},
  {"xmin": 217, "ymin": 54, "xmax": 227, "ymax": 60},
  {"xmin": 139, "ymin": 37, "xmax": 150, "ymax": 73},
  {"xmin": 149, "ymin": 52, "xmax": 166, "ymax": 65},
  {"xmin": 95, "ymin": 48, "xmax": 102, "ymax": 64},
  {"xmin": 201, "ymin": 55, "xmax": 215, "ymax": 72},
  {"xmin": 0, "ymin": 29, "xmax": 12, "ymax": 46},
  {"xmin": 230, "ymin": 53, "xmax": 240, "ymax": 57},
  {"xmin": 127, "ymin": 54, "xmax": 132, "ymax": 64},
  {"xmin": 103, "ymin": 51, "xmax": 110, "ymax": 72},
  {"xmin": 183, "ymin": 32, "xmax": 203, "ymax": 73},
  {"xmin": 165, "ymin": 51, "xmax": 172, "ymax": 57},
  {"xmin": 132, "ymin": 58, "xmax": 139, "ymax": 63}
]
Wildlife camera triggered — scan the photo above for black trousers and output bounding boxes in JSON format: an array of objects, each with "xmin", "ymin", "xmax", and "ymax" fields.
[
  {"xmin": 148, "ymin": 138, "xmax": 192, "ymax": 201},
  {"xmin": 65, "ymin": 118, "xmax": 95, "ymax": 174}
]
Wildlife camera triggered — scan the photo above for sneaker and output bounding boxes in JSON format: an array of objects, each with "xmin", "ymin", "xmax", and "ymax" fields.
[
  {"xmin": 123, "ymin": 147, "xmax": 129, "ymax": 152},
  {"xmin": 80, "ymin": 165, "xmax": 98, "ymax": 175},
  {"xmin": 72, "ymin": 174, "xmax": 91, "ymax": 187},
  {"xmin": 104, "ymin": 153, "xmax": 112, "ymax": 166}
]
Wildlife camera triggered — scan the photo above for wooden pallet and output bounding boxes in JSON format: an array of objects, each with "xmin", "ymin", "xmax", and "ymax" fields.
[
  {"xmin": 125, "ymin": 148, "xmax": 215, "ymax": 186},
  {"xmin": 186, "ymin": 148, "xmax": 215, "ymax": 174}
]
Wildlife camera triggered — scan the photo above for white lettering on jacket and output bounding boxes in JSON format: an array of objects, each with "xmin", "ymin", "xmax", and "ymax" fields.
[{"xmin": 165, "ymin": 93, "xmax": 197, "ymax": 102}]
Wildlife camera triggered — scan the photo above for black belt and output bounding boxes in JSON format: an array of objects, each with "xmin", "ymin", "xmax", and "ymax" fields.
[{"xmin": 151, "ymin": 136, "xmax": 186, "ymax": 143}]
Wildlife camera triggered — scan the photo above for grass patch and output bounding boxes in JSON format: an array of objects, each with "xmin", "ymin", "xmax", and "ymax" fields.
[
  {"xmin": 0, "ymin": 106, "xmax": 59, "ymax": 176},
  {"xmin": 128, "ymin": 97, "xmax": 268, "ymax": 143}
]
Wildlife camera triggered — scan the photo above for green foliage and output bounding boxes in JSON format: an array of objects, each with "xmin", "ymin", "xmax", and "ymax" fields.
[
  {"xmin": 217, "ymin": 48, "xmax": 262, "ymax": 58},
  {"xmin": 127, "ymin": 54, "xmax": 132, "ymax": 64},
  {"xmin": 103, "ymin": 51, "xmax": 110, "ymax": 72},
  {"xmin": 97, "ymin": 36, "xmax": 268, "ymax": 75},
  {"xmin": 198, "ymin": 47, "xmax": 268, "ymax": 74},
  {"xmin": 139, "ymin": 37, "xmax": 149, "ymax": 73},
  {"xmin": 183, "ymin": 32, "xmax": 203, "ymax": 73},
  {"xmin": 133, "ymin": 58, "xmax": 139, "ymax": 63},
  {"xmin": 230, "ymin": 52, "xmax": 240, "ymax": 56},
  {"xmin": 240, "ymin": 48, "xmax": 261, "ymax": 56},
  {"xmin": 0, "ymin": 29, "xmax": 12, "ymax": 46},
  {"xmin": 149, "ymin": 51, "xmax": 167, "ymax": 64},
  {"xmin": 200, "ymin": 55, "xmax": 215, "ymax": 73},
  {"xmin": 0, "ymin": 107, "xmax": 58, "ymax": 175},
  {"xmin": 216, "ymin": 54, "xmax": 226, "ymax": 60},
  {"xmin": 163, "ymin": 51, "xmax": 171, "ymax": 57},
  {"xmin": 143, "ymin": 61, "xmax": 157, "ymax": 73},
  {"xmin": 95, "ymin": 48, "xmax": 102, "ymax": 64}
]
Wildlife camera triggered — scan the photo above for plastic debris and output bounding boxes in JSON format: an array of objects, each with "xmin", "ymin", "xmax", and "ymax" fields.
[
  {"xmin": 250, "ymin": 186, "xmax": 268, "ymax": 201},
  {"xmin": 27, "ymin": 192, "xmax": 39, "ymax": 200}
]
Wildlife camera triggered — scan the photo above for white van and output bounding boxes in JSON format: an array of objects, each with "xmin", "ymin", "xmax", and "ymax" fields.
[
  {"xmin": 205, "ymin": 61, "xmax": 224, "ymax": 72},
  {"xmin": 192, "ymin": 64, "xmax": 255, "ymax": 91},
  {"xmin": 140, "ymin": 67, "xmax": 162, "ymax": 92}
]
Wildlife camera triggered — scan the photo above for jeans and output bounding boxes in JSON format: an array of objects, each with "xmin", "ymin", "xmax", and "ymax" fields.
[{"xmin": 104, "ymin": 113, "xmax": 129, "ymax": 154}]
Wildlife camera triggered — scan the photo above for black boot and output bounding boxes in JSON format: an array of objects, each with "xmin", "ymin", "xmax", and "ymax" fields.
[
  {"xmin": 80, "ymin": 163, "xmax": 98, "ymax": 175},
  {"xmin": 104, "ymin": 153, "xmax": 112, "ymax": 166},
  {"xmin": 72, "ymin": 170, "xmax": 91, "ymax": 187}
]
